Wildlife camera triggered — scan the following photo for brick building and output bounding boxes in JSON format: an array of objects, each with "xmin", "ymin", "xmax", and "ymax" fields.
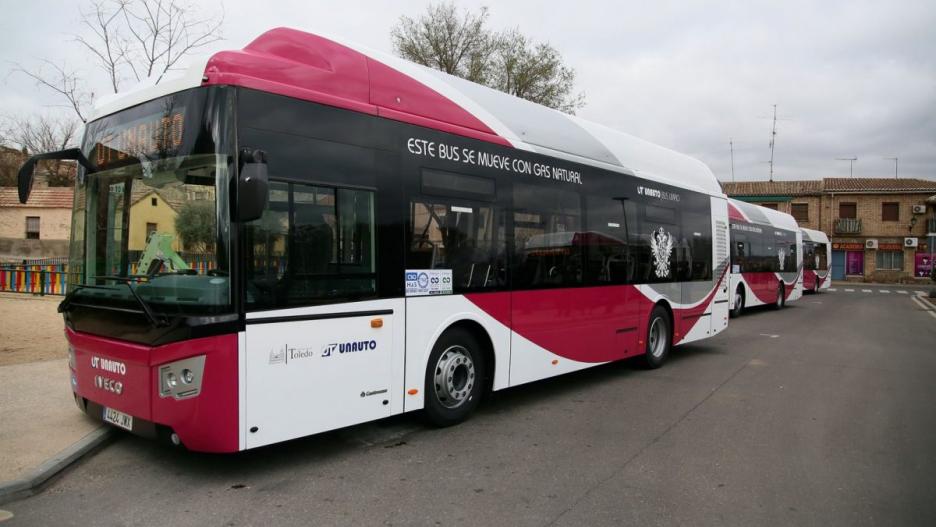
[
  {"xmin": 722, "ymin": 178, "xmax": 936, "ymax": 283},
  {"xmin": 0, "ymin": 187, "xmax": 74, "ymax": 260}
]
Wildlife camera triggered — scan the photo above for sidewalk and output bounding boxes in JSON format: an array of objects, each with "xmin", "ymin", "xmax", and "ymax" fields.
[
  {"xmin": 0, "ymin": 359, "xmax": 101, "ymax": 482},
  {"xmin": 0, "ymin": 293, "xmax": 106, "ymax": 490}
]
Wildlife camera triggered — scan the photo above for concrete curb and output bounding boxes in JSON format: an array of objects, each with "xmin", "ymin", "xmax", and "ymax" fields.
[{"xmin": 0, "ymin": 426, "xmax": 114, "ymax": 505}]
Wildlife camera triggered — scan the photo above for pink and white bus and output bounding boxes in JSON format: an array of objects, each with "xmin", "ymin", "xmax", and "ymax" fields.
[
  {"xmin": 800, "ymin": 227, "xmax": 831, "ymax": 293},
  {"xmin": 727, "ymin": 199, "xmax": 803, "ymax": 317},
  {"xmin": 18, "ymin": 28, "xmax": 729, "ymax": 452}
]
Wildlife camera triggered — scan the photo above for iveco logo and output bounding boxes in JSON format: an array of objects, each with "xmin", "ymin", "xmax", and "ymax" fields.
[{"xmin": 94, "ymin": 375, "xmax": 123, "ymax": 395}]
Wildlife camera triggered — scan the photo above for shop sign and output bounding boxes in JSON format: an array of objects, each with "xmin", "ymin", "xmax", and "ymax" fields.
[{"xmin": 832, "ymin": 242, "xmax": 864, "ymax": 250}]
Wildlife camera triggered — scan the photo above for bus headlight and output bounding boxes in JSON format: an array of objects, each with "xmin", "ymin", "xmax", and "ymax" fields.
[{"xmin": 158, "ymin": 355, "xmax": 206, "ymax": 400}]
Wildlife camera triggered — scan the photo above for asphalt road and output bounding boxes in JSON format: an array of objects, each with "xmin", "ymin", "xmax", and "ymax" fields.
[{"xmin": 5, "ymin": 286, "xmax": 936, "ymax": 526}]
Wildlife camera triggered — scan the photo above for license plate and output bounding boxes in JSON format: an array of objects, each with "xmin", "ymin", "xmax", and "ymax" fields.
[{"xmin": 102, "ymin": 407, "xmax": 133, "ymax": 431}]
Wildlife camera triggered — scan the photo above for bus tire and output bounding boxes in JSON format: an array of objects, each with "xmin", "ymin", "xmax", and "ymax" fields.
[
  {"xmin": 730, "ymin": 287, "xmax": 744, "ymax": 318},
  {"xmin": 774, "ymin": 283, "xmax": 785, "ymax": 309},
  {"xmin": 639, "ymin": 305, "xmax": 671, "ymax": 369},
  {"xmin": 813, "ymin": 279, "xmax": 820, "ymax": 294},
  {"xmin": 424, "ymin": 327, "xmax": 485, "ymax": 427}
]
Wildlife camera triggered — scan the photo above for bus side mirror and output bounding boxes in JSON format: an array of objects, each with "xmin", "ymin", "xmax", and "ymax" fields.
[
  {"xmin": 238, "ymin": 148, "xmax": 269, "ymax": 222},
  {"xmin": 17, "ymin": 158, "xmax": 37, "ymax": 204}
]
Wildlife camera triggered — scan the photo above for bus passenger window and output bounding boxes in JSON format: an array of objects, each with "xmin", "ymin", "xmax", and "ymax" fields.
[
  {"xmin": 408, "ymin": 201, "xmax": 505, "ymax": 291},
  {"xmin": 513, "ymin": 183, "xmax": 582, "ymax": 288},
  {"xmin": 245, "ymin": 182, "xmax": 376, "ymax": 309}
]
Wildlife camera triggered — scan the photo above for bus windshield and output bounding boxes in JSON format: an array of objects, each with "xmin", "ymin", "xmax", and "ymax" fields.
[{"xmin": 67, "ymin": 88, "xmax": 233, "ymax": 318}]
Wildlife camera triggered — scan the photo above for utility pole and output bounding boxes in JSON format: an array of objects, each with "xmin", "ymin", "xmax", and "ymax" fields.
[
  {"xmin": 835, "ymin": 157, "xmax": 858, "ymax": 177},
  {"xmin": 729, "ymin": 138, "xmax": 735, "ymax": 182},
  {"xmin": 884, "ymin": 157, "xmax": 898, "ymax": 179},
  {"xmin": 768, "ymin": 105, "xmax": 777, "ymax": 182}
]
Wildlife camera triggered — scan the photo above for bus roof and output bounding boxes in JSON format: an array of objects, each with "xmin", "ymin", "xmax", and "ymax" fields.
[
  {"xmin": 800, "ymin": 227, "xmax": 830, "ymax": 244},
  {"xmin": 727, "ymin": 198, "xmax": 800, "ymax": 232},
  {"xmin": 90, "ymin": 27, "xmax": 721, "ymax": 196}
]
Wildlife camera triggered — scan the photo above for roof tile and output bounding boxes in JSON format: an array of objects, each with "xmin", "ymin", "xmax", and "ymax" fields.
[{"xmin": 0, "ymin": 187, "xmax": 74, "ymax": 208}]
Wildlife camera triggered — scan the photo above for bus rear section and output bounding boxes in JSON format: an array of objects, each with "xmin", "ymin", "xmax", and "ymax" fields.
[
  {"xmin": 727, "ymin": 199, "xmax": 803, "ymax": 316},
  {"xmin": 801, "ymin": 227, "xmax": 832, "ymax": 292}
]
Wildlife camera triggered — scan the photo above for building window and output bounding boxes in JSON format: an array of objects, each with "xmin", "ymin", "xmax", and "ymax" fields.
[
  {"xmin": 759, "ymin": 203, "xmax": 778, "ymax": 210},
  {"xmin": 881, "ymin": 202, "xmax": 899, "ymax": 221},
  {"xmin": 839, "ymin": 202, "xmax": 857, "ymax": 219},
  {"xmin": 791, "ymin": 203, "xmax": 809, "ymax": 222},
  {"xmin": 151, "ymin": 197, "xmax": 158, "ymax": 207},
  {"xmin": 146, "ymin": 222, "xmax": 158, "ymax": 240},
  {"xmin": 876, "ymin": 250, "xmax": 903, "ymax": 270},
  {"xmin": 25, "ymin": 216, "xmax": 40, "ymax": 239}
]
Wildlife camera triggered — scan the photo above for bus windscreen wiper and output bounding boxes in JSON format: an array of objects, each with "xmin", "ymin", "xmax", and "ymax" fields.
[{"xmin": 89, "ymin": 276, "xmax": 169, "ymax": 328}]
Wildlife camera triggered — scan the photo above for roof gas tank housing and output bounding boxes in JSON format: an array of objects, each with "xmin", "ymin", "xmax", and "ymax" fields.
[{"xmin": 89, "ymin": 27, "xmax": 724, "ymax": 197}]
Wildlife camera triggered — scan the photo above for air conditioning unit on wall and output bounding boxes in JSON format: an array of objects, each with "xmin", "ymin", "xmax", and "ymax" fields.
[
  {"xmin": 905, "ymin": 237, "xmax": 919, "ymax": 248},
  {"xmin": 865, "ymin": 239, "xmax": 878, "ymax": 249},
  {"xmin": 912, "ymin": 205, "xmax": 927, "ymax": 214}
]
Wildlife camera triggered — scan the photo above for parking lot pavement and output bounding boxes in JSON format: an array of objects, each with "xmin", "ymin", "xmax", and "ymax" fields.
[{"xmin": 5, "ymin": 290, "xmax": 936, "ymax": 526}]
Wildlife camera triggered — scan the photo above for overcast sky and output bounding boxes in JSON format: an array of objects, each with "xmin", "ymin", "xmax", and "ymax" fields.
[{"xmin": 2, "ymin": 0, "xmax": 934, "ymax": 182}]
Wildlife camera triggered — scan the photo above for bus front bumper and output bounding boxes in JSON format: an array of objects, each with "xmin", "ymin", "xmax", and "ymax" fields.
[{"xmin": 66, "ymin": 328, "xmax": 240, "ymax": 453}]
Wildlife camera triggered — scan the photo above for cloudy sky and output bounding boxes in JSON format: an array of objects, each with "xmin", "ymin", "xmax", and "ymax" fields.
[{"xmin": 2, "ymin": 0, "xmax": 934, "ymax": 181}]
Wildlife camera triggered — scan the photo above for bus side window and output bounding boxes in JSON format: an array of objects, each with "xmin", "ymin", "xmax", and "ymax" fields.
[
  {"xmin": 584, "ymin": 195, "xmax": 631, "ymax": 284},
  {"xmin": 513, "ymin": 183, "xmax": 582, "ymax": 288},
  {"xmin": 245, "ymin": 181, "xmax": 377, "ymax": 309},
  {"xmin": 408, "ymin": 201, "xmax": 505, "ymax": 291}
]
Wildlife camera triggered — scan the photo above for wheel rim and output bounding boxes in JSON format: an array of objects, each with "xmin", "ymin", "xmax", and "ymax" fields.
[
  {"xmin": 648, "ymin": 317, "xmax": 667, "ymax": 358},
  {"xmin": 433, "ymin": 345, "xmax": 476, "ymax": 409}
]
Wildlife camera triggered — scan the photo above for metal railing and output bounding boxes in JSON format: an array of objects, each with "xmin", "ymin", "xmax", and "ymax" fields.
[{"xmin": 835, "ymin": 218, "xmax": 862, "ymax": 234}]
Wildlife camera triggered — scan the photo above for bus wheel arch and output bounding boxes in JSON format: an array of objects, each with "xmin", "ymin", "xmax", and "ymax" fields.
[{"xmin": 422, "ymin": 320, "xmax": 492, "ymax": 427}]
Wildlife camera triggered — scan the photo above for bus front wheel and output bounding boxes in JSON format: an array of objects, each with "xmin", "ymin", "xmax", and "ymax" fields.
[
  {"xmin": 774, "ymin": 284, "xmax": 786, "ymax": 309},
  {"xmin": 639, "ymin": 305, "xmax": 672, "ymax": 369},
  {"xmin": 424, "ymin": 328, "xmax": 485, "ymax": 427}
]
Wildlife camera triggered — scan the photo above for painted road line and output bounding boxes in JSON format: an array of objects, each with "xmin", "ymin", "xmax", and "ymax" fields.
[
  {"xmin": 880, "ymin": 290, "xmax": 891, "ymax": 293},
  {"xmin": 827, "ymin": 288, "xmax": 837, "ymax": 292},
  {"xmin": 862, "ymin": 289, "xmax": 873, "ymax": 293},
  {"xmin": 845, "ymin": 288, "xmax": 855, "ymax": 292},
  {"xmin": 897, "ymin": 290, "xmax": 908, "ymax": 294},
  {"xmin": 911, "ymin": 295, "xmax": 936, "ymax": 321}
]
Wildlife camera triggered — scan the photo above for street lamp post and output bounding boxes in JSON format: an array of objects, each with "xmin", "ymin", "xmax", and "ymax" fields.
[
  {"xmin": 835, "ymin": 157, "xmax": 858, "ymax": 177},
  {"xmin": 884, "ymin": 157, "xmax": 898, "ymax": 179}
]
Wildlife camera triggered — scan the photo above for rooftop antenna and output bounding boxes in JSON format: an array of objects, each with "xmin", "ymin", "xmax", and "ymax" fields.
[
  {"xmin": 884, "ymin": 157, "xmax": 898, "ymax": 179},
  {"xmin": 768, "ymin": 105, "xmax": 777, "ymax": 182},
  {"xmin": 835, "ymin": 157, "xmax": 858, "ymax": 177},
  {"xmin": 729, "ymin": 138, "xmax": 735, "ymax": 182}
]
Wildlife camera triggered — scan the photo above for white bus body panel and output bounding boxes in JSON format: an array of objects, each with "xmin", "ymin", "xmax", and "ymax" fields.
[
  {"xmin": 242, "ymin": 298, "xmax": 405, "ymax": 449},
  {"xmin": 403, "ymin": 295, "xmax": 511, "ymax": 412}
]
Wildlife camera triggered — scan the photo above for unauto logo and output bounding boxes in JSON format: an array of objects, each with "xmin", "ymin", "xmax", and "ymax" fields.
[{"xmin": 321, "ymin": 343, "xmax": 337, "ymax": 357}]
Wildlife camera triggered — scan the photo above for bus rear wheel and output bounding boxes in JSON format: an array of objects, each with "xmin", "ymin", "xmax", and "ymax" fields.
[
  {"xmin": 424, "ymin": 328, "xmax": 485, "ymax": 427},
  {"xmin": 730, "ymin": 287, "xmax": 744, "ymax": 318},
  {"xmin": 639, "ymin": 305, "xmax": 671, "ymax": 369},
  {"xmin": 774, "ymin": 284, "xmax": 785, "ymax": 309}
]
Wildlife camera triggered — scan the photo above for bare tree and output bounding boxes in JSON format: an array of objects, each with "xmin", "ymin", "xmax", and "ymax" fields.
[
  {"xmin": 391, "ymin": 3, "xmax": 497, "ymax": 84},
  {"xmin": 391, "ymin": 2, "xmax": 585, "ymax": 114},
  {"xmin": 1, "ymin": 115, "xmax": 79, "ymax": 186},
  {"xmin": 15, "ymin": 0, "xmax": 224, "ymax": 123},
  {"xmin": 491, "ymin": 29, "xmax": 584, "ymax": 115}
]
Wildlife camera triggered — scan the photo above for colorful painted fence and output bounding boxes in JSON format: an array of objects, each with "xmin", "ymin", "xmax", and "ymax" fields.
[{"xmin": 0, "ymin": 258, "xmax": 71, "ymax": 296}]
